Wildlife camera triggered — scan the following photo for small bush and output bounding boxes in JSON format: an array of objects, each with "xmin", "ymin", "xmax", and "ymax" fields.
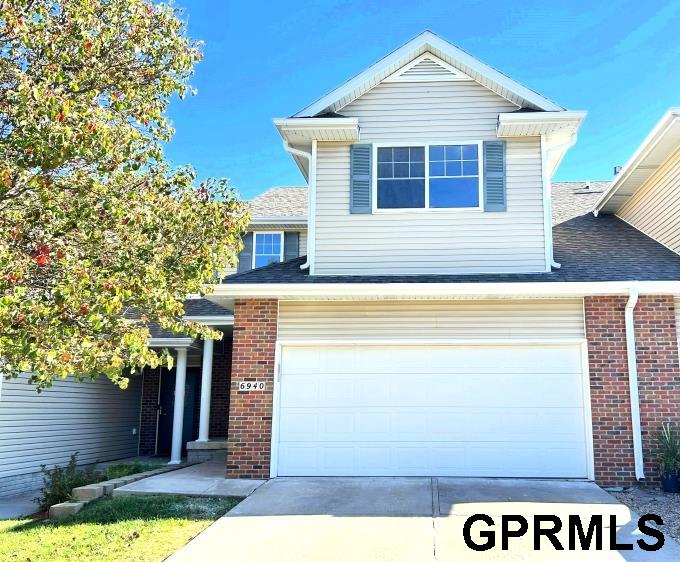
[{"xmin": 37, "ymin": 453, "xmax": 102, "ymax": 510}]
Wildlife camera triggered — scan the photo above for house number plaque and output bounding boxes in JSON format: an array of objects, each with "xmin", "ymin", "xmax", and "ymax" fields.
[{"xmin": 238, "ymin": 381, "xmax": 266, "ymax": 391}]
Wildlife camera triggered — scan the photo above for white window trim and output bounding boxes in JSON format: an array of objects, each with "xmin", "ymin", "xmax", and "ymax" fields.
[
  {"xmin": 252, "ymin": 231, "xmax": 284, "ymax": 269},
  {"xmin": 371, "ymin": 141, "xmax": 485, "ymax": 214}
]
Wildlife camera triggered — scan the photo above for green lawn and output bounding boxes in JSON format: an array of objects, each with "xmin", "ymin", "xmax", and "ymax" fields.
[{"xmin": 0, "ymin": 495, "xmax": 240, "ymax": 562}]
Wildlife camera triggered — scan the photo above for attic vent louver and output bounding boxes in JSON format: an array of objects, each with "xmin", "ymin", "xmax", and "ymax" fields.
[{"xmin": 385, "ymin": 53, "xmax": 472, "ymax": 83}]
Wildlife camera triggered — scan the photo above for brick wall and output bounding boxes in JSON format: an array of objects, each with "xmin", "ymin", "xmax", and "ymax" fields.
[
  {"xmin": 585, "ymin": 295, "xmax": 680, "ymax": 487},
  {"xmin": 226, "ymin": 299, "xmax": 278, "ymax": 479},
  {"xmin": 635, "ymin": 296, "xmax": 680, "ymax": 482},
  {"xmin": 139, "ymin": 367, "xmax": 161, "ymax": 456}
]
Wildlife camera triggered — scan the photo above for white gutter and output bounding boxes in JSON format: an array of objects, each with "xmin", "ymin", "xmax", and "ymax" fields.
[
  {"xmin": 210, "ymin": 280, "xmax": 680, "ymax": 300},
  {"xmin": 541, "ymin": 132, "xmax": 579, "ymax": 270},
  {"xmin": 625, "ymin": 287, "xmax": 645, "ymax": 481},
  {"xmin": 282, "ymin": 140, "xmax": 313, "ymax": 270}
]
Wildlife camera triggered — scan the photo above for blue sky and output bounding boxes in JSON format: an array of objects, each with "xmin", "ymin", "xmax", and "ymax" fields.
[{"xmin": 165, "ymin": 0, "xmax": 680, "ymax": 200}]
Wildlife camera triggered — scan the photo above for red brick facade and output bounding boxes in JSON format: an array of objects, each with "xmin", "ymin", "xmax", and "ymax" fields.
[
  {"xmin": 219, "ymin": 295, "xmax": 678, "ymax": 484},
  {"xmin": 225, "ymin": 299, "xmax": 278, "ymax": 479},
  {"xmin": 585, "ymin": 295, "xmax": 680, "ymax": 487},
  {"xmin": 635, "ymin": 296, "xmax": 680, "ymax": 482}
]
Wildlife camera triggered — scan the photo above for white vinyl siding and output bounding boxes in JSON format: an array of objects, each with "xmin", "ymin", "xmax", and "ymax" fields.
[
  {"xmin": 313, "ymin": 80, "xmax": 546, "ymax": 275},
  {"xmin": 617, "ymin": 147, "xmax": 680, "ymax": 254},
  {"xmin": 339, "ymin": 80, "xmax": 518, "ymax": 140},
  {"xmin": 0, "ymin": 374, "xmax": 142, "ymax": 496},
  {"xmin": 278, "ymin": 299, "xmax": 585, "ymax": 342}
]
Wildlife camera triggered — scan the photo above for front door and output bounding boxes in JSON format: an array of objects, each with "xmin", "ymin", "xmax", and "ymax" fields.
[{"xmin": 157, "ymin": 368, "xmax": 200, "ymax": 456}]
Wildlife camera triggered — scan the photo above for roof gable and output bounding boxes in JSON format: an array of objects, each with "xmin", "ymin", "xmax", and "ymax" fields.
[{"xmin": 293, "ymin": 31, "xmax": 564, "ymax": 117}]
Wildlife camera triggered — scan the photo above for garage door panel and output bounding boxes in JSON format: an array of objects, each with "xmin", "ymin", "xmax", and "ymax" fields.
[
  {"xmin": 280, "ymin": 407, "xmax": 585, "ymax": 443},
  {"xmin": 282, "ymin": 372, "xmax": 583, "ymax": 409},
  {"xmin": 281, "ymin": 345, "xmax": 582, "ymax": 376},
  {"xmin": 277, "ymin": 344, "xmax": 589, "ymax": 478},
  {"xmin": 278, "ymin": 443, "xmax": 587, "ymax": 478}
]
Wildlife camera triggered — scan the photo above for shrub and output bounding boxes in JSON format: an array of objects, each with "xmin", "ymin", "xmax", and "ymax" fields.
[
  {"xmin": 37, "ymin": 453, "xmax": 102, "ymax": 510},
  {"xmin": 657, "ymin": 422, "xmax": 680, "ymax": 476}
]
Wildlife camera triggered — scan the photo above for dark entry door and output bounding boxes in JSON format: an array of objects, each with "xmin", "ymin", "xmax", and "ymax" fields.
[{"xmin": 157, "ymin": 368, "xmax": 199, "ymax": 456}]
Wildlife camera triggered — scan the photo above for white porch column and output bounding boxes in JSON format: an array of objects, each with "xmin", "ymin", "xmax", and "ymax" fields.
[
  {"xmin": 168, "ymin": 347, "xmax": 188, "ymax": 465},
  {"xmin": 197, "ymin": 338, "xmax": 214, "ymax": 442}
]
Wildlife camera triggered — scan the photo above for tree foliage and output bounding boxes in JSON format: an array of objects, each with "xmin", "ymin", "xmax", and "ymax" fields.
[{"xmin": 0, "ymin": 0, "xmax": 248, "ymax": 390}]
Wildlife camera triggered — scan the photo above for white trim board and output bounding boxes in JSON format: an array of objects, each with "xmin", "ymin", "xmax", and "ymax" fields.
[
  {"xmin": 294, "ymin": 31, "xmax": 564, "ymax": 117},
  {"xmin": 210, "ymin": 280, "xmax": 680, "ymax": 301}
]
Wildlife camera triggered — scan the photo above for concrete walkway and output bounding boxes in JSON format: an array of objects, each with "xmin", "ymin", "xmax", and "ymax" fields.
[
  {"xmin": 168, "ymin": 478, "xmax": 680, "ymax": 562},
  {"xmin": 114, "ymin": 461, "xmax": 264, "ymax": 498},
  {"xmin": 0, "ymin": 491, "xmax": 39, "ymax": 519}
]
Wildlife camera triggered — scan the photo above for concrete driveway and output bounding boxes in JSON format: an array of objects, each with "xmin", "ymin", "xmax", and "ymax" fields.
[{"xmin": 168, "ymin": 478, "xmax": 680, "ymax": 561}]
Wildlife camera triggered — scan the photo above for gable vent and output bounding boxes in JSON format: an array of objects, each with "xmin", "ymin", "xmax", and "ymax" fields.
[{"xmin": 385, "ymin": 54, "xmax": 472, "ymax": 83}]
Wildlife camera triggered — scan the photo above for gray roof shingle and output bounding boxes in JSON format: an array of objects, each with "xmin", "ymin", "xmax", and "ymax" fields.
[
  {"xmin": 552, "ymin": 181, "xmax": 609, "ymax": 225},
  {"xmin": 249, "ymin": 187, "xmax": 307, "ymax": 218},
  {"xmin": 223, "ymin": 214, "xmax": 680, "ymax": 284},
  {"xmin": 244, "ymin": 181, "xmax": 608, "ymax": 224}
]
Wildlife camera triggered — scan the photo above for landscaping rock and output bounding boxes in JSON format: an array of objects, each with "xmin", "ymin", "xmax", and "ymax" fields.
[
  {"xmin": 72, "ymin": 484, "xmax": 104, "ymax": 501},
  {"xmin": 49, "ymin": 501, "xmax": 85, "ymax": 520},
  {"xmin": 100, "ymin": 481, "xmax": 117, "ymax": 496}
]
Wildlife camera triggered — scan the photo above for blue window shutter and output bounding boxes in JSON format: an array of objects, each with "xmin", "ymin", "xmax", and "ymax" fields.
[
  {"xmin": 284, "ymin": 231, "xmax": 299, "ymax": 261},
  {"xmin": 237, "ymin": 232, "xmax": 253, "ymax": 273},
  {"xmin": 350, "ymin": 144, "xmax": 372, "ymax": 213},
  {"xmin": 483, "ymin": 140, "xmax": 506, "ymax": 212}
]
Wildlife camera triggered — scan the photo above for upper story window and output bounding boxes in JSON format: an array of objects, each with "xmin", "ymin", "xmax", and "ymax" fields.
[
  {"xmin": 376, "ymin": 143, "xmax": 482, "ymax": 210},
  {"xmin": 253, "ymin": 232, "xmax": 283, "ymax": 268}
]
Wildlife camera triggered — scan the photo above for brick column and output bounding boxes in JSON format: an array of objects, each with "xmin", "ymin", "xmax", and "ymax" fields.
[
  {"xmin": 585, "ymin": 296, "xmax": 635, "ymax": 486},
  {"xmin": 635, "ymin": 296, "xmax": 680, "ymax": 483},
  {"xmin": 585, "ymin": 295, "xmax": 680, "ymax": 487},
  {"xmin": 226, "ymin": 299, "xmax": 277, "ymax": 479}
]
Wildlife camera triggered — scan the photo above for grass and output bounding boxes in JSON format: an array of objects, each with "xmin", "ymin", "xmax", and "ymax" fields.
[
  {"xmin": 102, "ymin": 461, "xmax": 163, "ymax": 480},
  {"xmin": 0, "ymin": 494, "xmax": 240, "ymax": 562}
]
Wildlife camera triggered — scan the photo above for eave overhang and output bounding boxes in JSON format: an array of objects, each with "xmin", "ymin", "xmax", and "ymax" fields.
[
  {"xmin": 497, "ymin": 111, "xmax": 586, "ymax": 138},
  {"xmin": 596, "ymin": 108, "xmax": 680, "ymax": 214},
  {"xmin": 274, "ymin": 117, "xmax": 360, "ymax": 144},
  {"xmin": 208, "ymin": 280, "xmax": 680, "ymax": 303}
]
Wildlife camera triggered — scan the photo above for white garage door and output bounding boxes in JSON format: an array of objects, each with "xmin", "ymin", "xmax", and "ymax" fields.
[{"xmin": 276, "ymin": 344, "xmax": 589, "ymax": 478}]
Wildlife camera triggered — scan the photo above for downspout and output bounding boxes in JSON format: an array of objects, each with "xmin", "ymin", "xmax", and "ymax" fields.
[
  {"xmin": 542, "ymin": 133, "xmax": 578, "ymax": 270},
  {"xmin": 625, "ymin": 286, "xmax": 645, "ymax": 481},
  {"xmin": 282, "ymin": 140, "xmax": 314, "ymax": 270}
]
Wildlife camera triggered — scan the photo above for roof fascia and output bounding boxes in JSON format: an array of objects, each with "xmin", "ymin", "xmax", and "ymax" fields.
[
  {"xmin": 293, "ymin": 31, "xmax": 564, "ymax": 117},
  {"xmin": 595, "ymin": 108, "xmax": 680, "ymax": 213}
]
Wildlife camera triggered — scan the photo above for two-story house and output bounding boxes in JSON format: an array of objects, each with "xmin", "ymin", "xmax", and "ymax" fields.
[
  {"xmin": 7, "ymin": 32, "xmax": 677, "ymax": 501},
  {"xmin": 207, "ymin": 32, "xmax": 680, "ymax": 488}
]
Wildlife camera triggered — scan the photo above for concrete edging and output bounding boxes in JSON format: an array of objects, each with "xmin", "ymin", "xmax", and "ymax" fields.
[{"xmin": 48, "ymin": 464, "xmax": 192, "ymax": 520}]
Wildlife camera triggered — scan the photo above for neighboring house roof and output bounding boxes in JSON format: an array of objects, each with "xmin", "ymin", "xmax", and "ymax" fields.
[
  {"xmin": 293, "ymin": 30, "xmax": 564, "ymax": 116},
  {"xmin": 552, "ymin": 181, "xmax": 609, "ymax": 225},
  {"xmin": 596, "ymin": 108, "xmax": 680, "ymax": 214},
  {"xmin": 249, "ymin": 187, "xmax": 307, "ymax": 220},
  {"xmin": 222, "ymin": 214, "xmax": 680, "ymax": 284},
  {"xmin": 145, "ymin": 299, "xmax": 232, "ymax": 340},
  {"xmin": 243, "ymin": 182, "xmax": 604, "ymax": 226}
]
